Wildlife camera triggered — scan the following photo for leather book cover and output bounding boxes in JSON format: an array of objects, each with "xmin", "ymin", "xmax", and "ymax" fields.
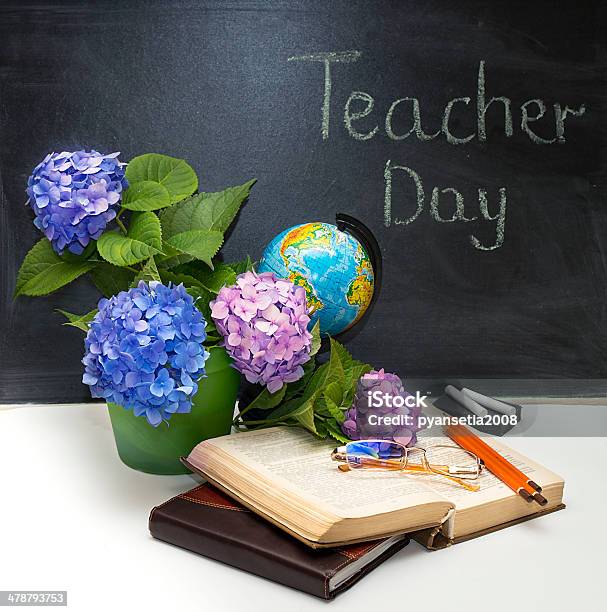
[{"xmin": 149, "ymin": 483, "xmax": 409, "ymax": 600}]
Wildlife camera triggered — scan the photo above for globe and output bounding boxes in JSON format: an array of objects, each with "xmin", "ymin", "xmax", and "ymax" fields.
[{"xmin": 258, "ymin": 222, "xmax": 375, "ymax": 336}]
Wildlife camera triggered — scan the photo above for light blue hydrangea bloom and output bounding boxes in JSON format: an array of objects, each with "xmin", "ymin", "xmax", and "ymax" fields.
[{"xmin": 82, "ymin": 281, "xmax": 209, "ymax": 427}]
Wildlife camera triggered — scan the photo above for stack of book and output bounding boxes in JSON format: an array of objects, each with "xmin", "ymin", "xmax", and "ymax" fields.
[{"xmin": 149, "ymin": 427, "xmax": 564, "ymax": 599}]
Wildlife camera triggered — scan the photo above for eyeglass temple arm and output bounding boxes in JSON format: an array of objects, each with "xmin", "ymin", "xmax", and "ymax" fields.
[
  {"xmin": 334, "ymin": 455, "xmax": 454, "ymax": 472},
  {"xmin": 336, "ymin": 461, "xmax": 480, "ymax": 492}
]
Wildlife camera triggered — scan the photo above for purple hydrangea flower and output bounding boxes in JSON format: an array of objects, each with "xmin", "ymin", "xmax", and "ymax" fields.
[
  {"xmin": 341, "ymin": 369, "xmax": 424, "ymax": 446},
  {"xmin": 341, "ymin": 407, "xmax": 360, "ymax": 440},
  {"xmin": 82, "ymin": 281, "xmax": 209, "ymax": 427},
  {"xmin": 210, "ymin": 271, "xmax": 313, "ymax": 393},
  {"xmin": 26, "ymin": 150, "xmax": 128, "ymax": 254}
]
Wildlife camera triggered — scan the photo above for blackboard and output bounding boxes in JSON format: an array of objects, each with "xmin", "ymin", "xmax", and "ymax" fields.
[{"xmin": 1, "ymin": 0, "xmax": 606, "ymax": 403}]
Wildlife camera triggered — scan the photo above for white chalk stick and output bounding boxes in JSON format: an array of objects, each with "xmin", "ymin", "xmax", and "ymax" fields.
[
  {"xmin": 461, "ymin": 387, "xmax": 517, "ymax": 416},
  {"xmin": 444, "ymin": 385, "xmax": 489, "ymax": 417}
]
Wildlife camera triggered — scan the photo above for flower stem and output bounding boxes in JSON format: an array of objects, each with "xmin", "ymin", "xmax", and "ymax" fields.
[
  {"xmin": 233, "ymin": 402, "xmax": 255, "ymax": 424},
  {"xmin": 116, "ymin": 217, "xmax": 128, "ymax": 235}
]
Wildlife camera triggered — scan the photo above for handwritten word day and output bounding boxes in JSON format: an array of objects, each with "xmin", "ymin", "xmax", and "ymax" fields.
[{"xmin": 288, "ymin": 51, "xmax": 586, "ymax": 251}]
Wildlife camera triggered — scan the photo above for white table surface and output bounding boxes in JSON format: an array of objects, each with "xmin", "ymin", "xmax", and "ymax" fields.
[{"xmin": 1, "ymin": 402, "xmax": 605, "ymax": 612}]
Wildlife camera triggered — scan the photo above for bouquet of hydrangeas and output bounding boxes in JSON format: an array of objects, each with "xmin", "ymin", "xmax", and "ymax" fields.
[{"xmin": 16, "ymin": 149, "xmax": 422, "ymax": 445}]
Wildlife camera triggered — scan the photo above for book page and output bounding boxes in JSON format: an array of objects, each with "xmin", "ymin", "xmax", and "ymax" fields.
[{"xmin": 203, "ymin": 427, "xmax": 446, "ymax": 518}]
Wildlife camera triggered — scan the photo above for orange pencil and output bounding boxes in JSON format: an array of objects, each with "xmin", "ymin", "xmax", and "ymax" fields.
[
  {"xmin": 446, "ymin": 424, "xmax": 532, "ymax": 491},
  {"xmin": 448, "ymin": 423, "xmax": 543, "ymax": 493},
  {"xmin": 446, "ymin": 426, "xmax": 537, "ymax": 503},
  {"xmin": 446, "ymin": 424, "xmax": 547, "ymax": 506}
]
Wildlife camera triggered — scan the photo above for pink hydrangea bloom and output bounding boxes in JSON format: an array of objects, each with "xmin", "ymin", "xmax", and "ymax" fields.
[{"xmin": 210, "ymin": 271, "xmax": 313, "ymax": 393}]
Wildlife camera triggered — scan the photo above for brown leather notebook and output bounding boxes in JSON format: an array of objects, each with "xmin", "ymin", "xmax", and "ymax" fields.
[{"xmin": 149, "ymin": 483, "xmax": 409, "ymax": 600}]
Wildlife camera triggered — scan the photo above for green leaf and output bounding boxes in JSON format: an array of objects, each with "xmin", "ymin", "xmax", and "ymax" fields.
[
  {"xmin": 284, "ymin": 358, "xmax": 317, "ymax": 401},
  {"xmin": 344, "ymin": 363, "xmax": 372, "ymax": 388},
  {"xmin": 164, "ymin": 275, "xmax": 214, "ymax": 320},
  {"xmin": 292, "ymin": 398, "xmax": 318, "ymax": 434},
  {"xmin": 57, "ymin": 308, "xmax": 98, "ymax": 332},
  {"xmin": 128, "ymin": 211, "xmax": 163, "ymax": 250},
  {"xmin": 172, "ymin": 262, "xmax": 236, "ymax": 294},
  {"xmin": 314, "ymin": 418, "xmax": 329, "ymax": 437},
  {"xmin": 326, "ymin": 338, "xmax": 346, "ymax": 386},
  {"xmin": 323, "ymin": 380, "xmax": 344, "ymax": 406},
  {"xmin": 204, "ymin": 328, "xmax": 221, "ymax": 344},
  {"xmin": 126, "ymin": 154, "xmax": 198, "ymax": 204},
  {"xmin": 159, "ymin": 241, "xmax": 182, "ymax": 259},
  {"xmin": 325, "ymin": 419, "xmax": 350, "ymax": 443},
  {"xmin": 199, "ymin": 266, "xmax": 236, "ymax": 293},
  {"xmin": 133, "ymin": 257, "xmax": 161, "ymax": 284},
  {"xmin": 323, "ymin": 395, "xmax": 346, "ymax": 424},
  {"xmin": 14, "ymin": 239, "xmax": 96, "ymax": 297},
  {"xmin": 160, "ymin": 270, "xmax": 206, "ymax": 290},
  {"xmin": 343, "ymin": 363, "xmax": 371, "ymax": 406},
  {"xmin": 97, "ymin": 212, "xmax": 162, "ymax": 266},
  {"xmin": 121, "ymin": 180, "xmax": 171, "ymax": 211},
  {"xmin": 267, "ymin": 394, "xmax": 318, "ymax": 435},
  {"xmin": 193, "ymin": 179, "xmax": 256, "ymax": 233},
  {"xmin": 314, "ymin": 379, "xmax": 345, "ymax": 418},
  {"xmin": 332, "ymin": 340, "xmax": 355, "ymax": 372},
  {"xmin": 346, "ymin": 362, "xmax": 372, "ymax": 381},
  {"xmin": 156, "ymin": 241, "xmax": 193, "ymax": 269},
  {"xmin": 164, "ymin": 229, "xmax": 223, "ymax": 269},
  {"xmin": 295, "ymin": 339, "xmax": 359, "ymax": 406},
  {"xmin": 60, "ymin": 241, "xmax": 97, "ymax": 262},
  {"xmin": 89, "ymin": 263, "xmax": 135, "ymax": 297},
  {"xmin": 309, "ymin": 321, "xmax": 321, "ymax": 357},
  {"xmin": 242, "ymin": 385, "xmax": 287, "ymax": 412},
  {"xmin": 229, "ymin": 256, "xmax": 255, "ymax": 275},
  {"xmin": 266, "ymin": 395, "xmax": 308, "ymax": 421},
  {"xmin": 300, "ymin": 362, "xmax": 330, "ymax": 400},
  {"xmin": 159, "ymin": 179, "xmax": 256, "ymax": 239}
]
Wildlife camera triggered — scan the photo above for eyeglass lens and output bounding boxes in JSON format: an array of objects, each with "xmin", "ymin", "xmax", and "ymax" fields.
[
  {"xmin": 424, "ymin": 446, "xmax": 480, "ymax": 479},
  {"xmin": 344, "ymin": 441, "xmax": 405, "ymax": 470}
]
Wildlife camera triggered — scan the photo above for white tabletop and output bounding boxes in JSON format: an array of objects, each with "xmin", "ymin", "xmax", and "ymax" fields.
[{"xmin": 0, "ymin": 402, "xmax": 604, "ymax": 612}]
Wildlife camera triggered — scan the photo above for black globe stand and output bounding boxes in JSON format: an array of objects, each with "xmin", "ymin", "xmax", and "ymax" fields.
[
  {"xmin": 333, "ymin": 214, "xmax": 383, "ymax": 342},
  {"xmin": 335, "ymin": 213, "xmax": 382, "ymax": 316}
]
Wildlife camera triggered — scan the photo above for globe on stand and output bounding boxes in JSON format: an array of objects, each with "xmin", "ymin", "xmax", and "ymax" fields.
[{"xmin": 258, "ymin": 217, "xmax": 379, "ymax": 337}]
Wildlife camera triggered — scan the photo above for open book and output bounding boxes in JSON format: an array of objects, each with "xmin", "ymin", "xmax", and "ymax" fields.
[{"xmin": 185, "ymin": 427, "xmax": 565, "ymax": 548}]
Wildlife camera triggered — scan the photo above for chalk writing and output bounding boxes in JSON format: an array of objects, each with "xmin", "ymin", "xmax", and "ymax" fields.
[
  {"xmin": 384, "ymin": 161, "xmax": 506, "ymax": 251},
  {"xmin": 287, "ymin": 51, "xmax": 361, "ymax": 140},
  {"xmin": 288, "ymin": 52, "xmax": 588, "ymax": 251}
]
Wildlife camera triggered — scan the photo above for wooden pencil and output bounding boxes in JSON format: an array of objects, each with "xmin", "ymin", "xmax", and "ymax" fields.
[
  {"xmin": 451, "ymin": 424, "xmax": 543, "ymax": 492},
  {"xmin": 447, "ymin": 424, "xmax": 544, "ymax": 494},
  {"xmin": 446, "ymin": 424, "xmax": 547, "ymax": 506}
]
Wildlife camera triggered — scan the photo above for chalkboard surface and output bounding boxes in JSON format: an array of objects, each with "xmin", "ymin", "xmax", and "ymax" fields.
[{"xmin": 1, "ymin": 0, "xmax": 606, "ymax": 402}]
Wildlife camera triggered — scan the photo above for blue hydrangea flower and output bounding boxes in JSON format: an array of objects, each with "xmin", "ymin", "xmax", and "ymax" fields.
[
  {"xmin": 82, "ymin": 281, "xmax": 210, "ymax": 427},
  {"xmin": 26, "ymin": 150, "xmax": 128, "ymax": 254}
]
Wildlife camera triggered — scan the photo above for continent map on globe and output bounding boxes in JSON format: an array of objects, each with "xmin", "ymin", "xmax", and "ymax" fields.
[{"xmin": 258, "ymin": 222, "xmax": 375, "ymax": 336}]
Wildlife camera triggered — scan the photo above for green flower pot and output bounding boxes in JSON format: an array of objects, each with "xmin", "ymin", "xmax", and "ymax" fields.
[{"xmin": 107, "ymin": 346, "xmax": 240, "ymax": 475}]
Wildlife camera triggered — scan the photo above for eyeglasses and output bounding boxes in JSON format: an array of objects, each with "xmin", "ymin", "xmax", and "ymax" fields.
[{"xmin": 331, "ymin": 440, "xmax": 483, "ymax": 491}]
